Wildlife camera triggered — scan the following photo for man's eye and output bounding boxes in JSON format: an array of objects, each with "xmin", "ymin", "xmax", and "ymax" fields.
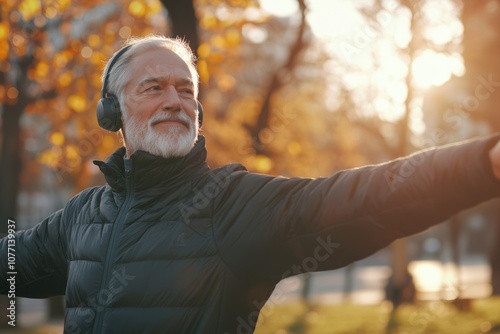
[
  {"xmin": 145, "ymin": 85, "xmax": 161, "ymax": 91},
  {"xmin": 179, "ymin": 88, "xmax": 194, "ymax": 95}
]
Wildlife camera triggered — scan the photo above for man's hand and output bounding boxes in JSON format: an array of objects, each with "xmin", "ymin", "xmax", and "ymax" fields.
[{"xmin": 489, "ymin": 140, "xmax": 500, "ymax": 180}]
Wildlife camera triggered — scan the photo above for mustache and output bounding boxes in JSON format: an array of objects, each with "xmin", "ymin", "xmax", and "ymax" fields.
[{"xmin": 149, "ymin": 112, "xmax": 193, "ymax": 128}]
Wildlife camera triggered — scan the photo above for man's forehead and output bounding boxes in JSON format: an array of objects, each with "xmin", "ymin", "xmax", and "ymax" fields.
[
  {"xmin": 128, "ymin": 54, "xmax": 193, "ymax": 86},
  {"xmin": 143, "ymin": 63, "xmax": 190, "ymax": 77},
  {"xmin": 137, "ymin": 74, "xmax": 193, "ymax": 86},
  {"xmin": 130, "ymin": 48, "xmax": 191, "ymax": 76}
]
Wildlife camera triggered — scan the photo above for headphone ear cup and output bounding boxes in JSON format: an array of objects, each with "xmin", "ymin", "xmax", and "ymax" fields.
[
  {"xmin": 97, "ymin": 96, "xmax": 122, "ymax": 132},
  {"xmin": 197, "ymin": 101, "xmax": 203, "ymax": 128}
]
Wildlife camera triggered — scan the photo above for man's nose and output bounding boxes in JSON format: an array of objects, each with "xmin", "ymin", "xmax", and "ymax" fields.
[{"xmin": 161, "ymin": 86, "xmax": 181, "ymax": 111}]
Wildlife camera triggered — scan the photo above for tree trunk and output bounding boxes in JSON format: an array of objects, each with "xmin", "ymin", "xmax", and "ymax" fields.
[
  {"xmin": 387, "ymin": 0, "xmax": 419, "ymax": 307},
  {"xmin": 245, "ymin": 0, "xmax": 307, "ymax": 155},
  {"xmin": 0, "ymin": 62, "xmax": 25, "ymax": 330},
  {"xmin": 0, "ymin": 102, "xmax": 22, "ymax": 236},
  {"xmin": 159, "ymin": 0, "xmax": 200, "ymax": 58}
]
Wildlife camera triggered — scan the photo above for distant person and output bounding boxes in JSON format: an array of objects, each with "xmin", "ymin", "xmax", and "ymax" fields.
[
  {"xmin": 2, "ymin": 34, "xmax": 500, "ymax": 334},
  {"xmin": 385, "ymin": 268, "xmax": 416, "ymax": 307}
]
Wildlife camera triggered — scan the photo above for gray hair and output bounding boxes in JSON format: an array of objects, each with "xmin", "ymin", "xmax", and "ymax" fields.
[{"xmin": 103, "ymin": 34, "xmax": 199, "ymax": 113}]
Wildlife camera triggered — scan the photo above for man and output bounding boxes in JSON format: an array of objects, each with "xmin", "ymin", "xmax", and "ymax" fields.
[{"xmin": 1, "ymin": 34, "xmax": 500, "ymax": 334}]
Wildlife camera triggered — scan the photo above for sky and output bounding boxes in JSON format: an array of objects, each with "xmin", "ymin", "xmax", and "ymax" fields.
[
  {"xmin": 258, "ymin": 0, "xmax": 464, "ymax": 127},
  {"xmin": 259, "ymin": 0, "xmax": 463, "ymax": 88}
]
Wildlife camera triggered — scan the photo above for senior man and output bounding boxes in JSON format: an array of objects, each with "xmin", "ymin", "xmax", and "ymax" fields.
[{"xmin": 2, "ymin": 34, "xmax": 500, "ymax": 334}]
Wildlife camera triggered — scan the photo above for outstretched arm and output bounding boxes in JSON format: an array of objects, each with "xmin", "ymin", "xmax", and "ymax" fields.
[
  {"xmin": 0, "ymin": 209, "xmax": 68, "ymax": 297},
  {"xmin": 213, "ymin": 134, "xmax": 500, "ymax": 280}
]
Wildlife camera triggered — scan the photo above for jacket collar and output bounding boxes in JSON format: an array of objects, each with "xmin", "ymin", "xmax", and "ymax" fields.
[{"xmin": 93, "ymin": 135, "xmax": 210, "ymax": 192}]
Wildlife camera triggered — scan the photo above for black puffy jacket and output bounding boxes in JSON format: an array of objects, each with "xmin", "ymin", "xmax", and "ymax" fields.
[{"xmin": 1, "ymin": 135, "xmax": 500, "ymax": 333}]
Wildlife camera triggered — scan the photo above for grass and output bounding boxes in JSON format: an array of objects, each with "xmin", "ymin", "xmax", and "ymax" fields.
[
  {"xmin": 3, "ymin": 297, "xmax": 500, "ymax": 333},
  {"xmin": 254, "ymin": 297, "xmax": 500, "ymax": 334}
]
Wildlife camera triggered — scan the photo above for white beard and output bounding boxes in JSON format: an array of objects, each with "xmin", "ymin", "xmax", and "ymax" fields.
[{"xmin": 123, "ymin": 111, "xmax": 198, "ymax": 158}]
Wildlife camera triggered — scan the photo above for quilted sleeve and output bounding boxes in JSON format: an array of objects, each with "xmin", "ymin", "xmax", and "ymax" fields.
[
  {"xmin": 212, "ymin": 135, "xmax": 500, "ymax": 280},
  {"xmin": 0, "ymin": 209, "xmax": 68, "ymax": 298}
]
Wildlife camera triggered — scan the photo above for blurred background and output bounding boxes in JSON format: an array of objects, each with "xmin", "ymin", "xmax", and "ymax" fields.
[{"xmin": 1, "ymin": 0, "xmax": 500, "ymax": 333}]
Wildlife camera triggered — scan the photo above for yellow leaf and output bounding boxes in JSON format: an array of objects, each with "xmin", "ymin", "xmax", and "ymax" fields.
[
  {"xmin": 44, "ymin": 6, "xmax": 57, "ymax": 19},
  {"xmin": 38, "ymin": 149, "xmax": 62, "ymax": 168},
  {"xmin": 129, "ymin": 1, "xmax": 146, "ymax": 17},
  {"xmin": 19, "ymin": 0, "xmax": 41, "ymax": 21},
  {"xmin": 0, "ymin": 23, "xmax": 9, "ymax": 40},
  {"xmin": 67, "ymin": 94, "xmax": 87, "ymax": 113},
  {"xmin": 198, "ymin": 43, "xmax": 211, "ymax": 58},
  {"xmin": 225, "ymin": 29, "xmax": 240, "ymax": 47},
  {"xmin": 50, "ymin": 132, "xmax": 65, "ymax": 146},
  {"xmin": 66, "ymin": 144, "xmax": 81, "ymax": 167},
  {"xmin": 58, "ymin": 72, "xmax": 72, "ymax": 87},
  {"xmin": 253, "ymin": 155, "xmax": 273, "ymax": 173},
  {"xmin": 54, "ymin": 51, "xmax": 70, "ymax": 67},
  {"xmin": 211, "ymin": 35, "xmax": 226, "ymax": 49},
  {"xmin": 91, "ymin": 52, "xmax": 105, "ymax": 65},
  {"xmin": 55, "ymin": 0, "xmax": 70, "ymax": 11},
  {"xmin": 145, "ymin": 0, "xmax": 162, "ymax": 17},
  {"xmin": 200, "ymin": 15, "xmax": 218, "ymax": 29},
  {"xmin": 197, "ymin": 59, "xmax": 209, "ymax": 84},
  {"xmin": 87, "ymin": 34, "xmax": 101, "ymax": 48},
  {"xmin": 35, "ymin": 62, "xmax": 49, "ymax": 78}
]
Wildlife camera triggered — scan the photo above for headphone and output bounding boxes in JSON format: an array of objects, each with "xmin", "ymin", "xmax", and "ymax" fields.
[{"xmin": 96, "ymin": 45, "xmax": 203, "ymax": 132}]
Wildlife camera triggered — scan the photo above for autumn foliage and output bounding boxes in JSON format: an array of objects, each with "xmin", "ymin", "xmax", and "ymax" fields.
[{"xmin": 1, "ymin": 0, "xmax": 370, "ymax": 200}]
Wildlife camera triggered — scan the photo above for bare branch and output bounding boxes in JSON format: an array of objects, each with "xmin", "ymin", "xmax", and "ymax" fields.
[{"xmin": 247, "ymin": 0, "xmax": 308, "ymax": 155}]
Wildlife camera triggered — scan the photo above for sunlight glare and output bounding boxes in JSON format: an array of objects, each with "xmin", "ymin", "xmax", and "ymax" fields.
[
  {"xmin": 260, "ymin": 0, "xmax": 360, "ymax": 39},
  {"xmin": 408, "ymin": 260, "xmax": 444, "ymax": 293},
  {"xmin": 422, "ymin": 0, "xmax": 463, "ymax": 46},
  {"xmin": 412, "ymin": 51, "xmax": 458, "ymax": 89},
  {"xmin": 259, "ymin": 0, "xmax": 464, "ymax": 124},
  {"xmin": 259, "ymin": 0, "xmax": 298, "ymax": 17}
]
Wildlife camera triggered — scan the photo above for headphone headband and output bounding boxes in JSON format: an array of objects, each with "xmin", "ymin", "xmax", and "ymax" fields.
[{"xmin": 101, "ymin": 44, "xmax": 132, "ymax": 99}]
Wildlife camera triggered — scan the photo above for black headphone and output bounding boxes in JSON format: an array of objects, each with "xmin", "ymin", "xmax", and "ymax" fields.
[{"xmin": 96, "ymin": 44, "xmax": 203, "ymax": 132}]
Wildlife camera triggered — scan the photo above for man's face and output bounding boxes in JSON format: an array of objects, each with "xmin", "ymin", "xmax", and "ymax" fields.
[{"xmin": 121, "ymin": 48, "xmax": 199, "ymax": 158}]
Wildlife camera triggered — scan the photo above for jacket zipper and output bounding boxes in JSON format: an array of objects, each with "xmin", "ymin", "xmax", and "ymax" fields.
[{"xmin": 92, "ymin": 159, "xmax": 134, "ymax": 333}]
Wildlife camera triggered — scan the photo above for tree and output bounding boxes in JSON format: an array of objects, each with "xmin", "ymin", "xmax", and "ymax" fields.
[
  {"xmin": 0, "ymin": 0, "xmax": 57, "ymax": 236},
  {"xmin": 461, "ymin": 0, "xmax": 500, "ymax": 296},
  {"xmin": 1, "ymin": 0, "xmax": 167, "ymax": 326},
  {"xmin": 423, "ymin": 0, "xmax": 500, "ymax": 295},
  {"xmin": 160, "ymin": 0, "xmax": 200, "ymax": 58},
  {"xmin": 348, "ymin": 1, "xmax": 426, "ymax": 317},
  {"xmin": 1, "ymin": 0, "xmax": 169, "ymax": 228}
]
